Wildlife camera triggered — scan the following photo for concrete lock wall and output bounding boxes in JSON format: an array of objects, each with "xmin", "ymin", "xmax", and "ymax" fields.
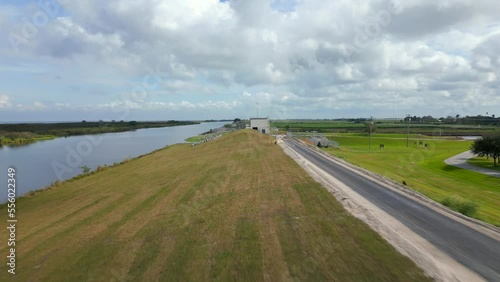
[{"xmin": 250, "ymin": 118, "xmax": 270, "ymax": 134}]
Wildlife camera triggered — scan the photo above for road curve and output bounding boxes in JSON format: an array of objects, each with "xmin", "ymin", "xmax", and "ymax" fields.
[
  {"xmin": 285, "ymin": 139, "xmax": 500, "ymax": 281},
  {"xmin": 445, "ymin": 150, "xmax": 500, "ymax": 178}
]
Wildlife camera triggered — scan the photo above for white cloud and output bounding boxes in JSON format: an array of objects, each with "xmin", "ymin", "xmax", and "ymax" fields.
[
  {"xmin": 33, "ymin": 101, "xmax": 47, "ymax": 109},
  {"xmin": 0, "ymin": 0, "xmax": 499, "ymax": 119},
  {"xmin": 0, "ymin": 95, "xmax": 11, "ymax": 108}
]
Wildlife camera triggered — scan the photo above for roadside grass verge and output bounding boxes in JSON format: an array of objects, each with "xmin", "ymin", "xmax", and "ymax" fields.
[
  {"xmin": 467, "ymin": 156, "xmax": 500, "ymax": 172},
  {"xmin": 441, "ymin": 195, "xmax": 478, "ymax": 217},
  {"xmin": 0, "ymin": 130, "xmax": 430, "ymax": 281},
  {"xmin": 0, "ymin": 134, "xmax": 56, "ymax": 146},
  {"xmin": 319, "ymin": 134, "xmax": 500, "ymax": 226}
]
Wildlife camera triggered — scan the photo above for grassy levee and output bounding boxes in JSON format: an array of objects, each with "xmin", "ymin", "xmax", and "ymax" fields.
[
  {"xmin": 185, "ymin": 135, "xmax": 206, "ymax": 142},
  {"xmin": 320, "ymin": 134, "xmax": 500, "ymax": 226},
  {"xmin": 0, "ymin": 130, "xmax": 430, "ymax": 281}
]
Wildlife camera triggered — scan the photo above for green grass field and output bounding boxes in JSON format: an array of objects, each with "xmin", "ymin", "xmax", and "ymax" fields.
[
  {"xmin": 0, "ymin": 130, "xmax": 429, "ymax": 281},
  {"xmin": 272, "ymin": 120, "xmax": 500, "ymax": 135},
  {"xmin": 318, "ymin": 134, "xmax": 500, "ymax": 226},
  {"xmin": 468, "ymin": 157, "xmax": 500, "ymax": 172},
  {"xmin": 185, "ymin": 135, "xmax": 206, "ymax": 142}
]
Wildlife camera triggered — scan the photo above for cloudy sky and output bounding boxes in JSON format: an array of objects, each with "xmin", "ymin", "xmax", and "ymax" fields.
[{"xmin": 0, "ymin": 0, "xmax": 499, "ymax": 121}]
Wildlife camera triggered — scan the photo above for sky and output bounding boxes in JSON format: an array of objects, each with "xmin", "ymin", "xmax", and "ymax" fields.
[{"xmin": 0, "ymin": 0, "xmax": 499, "ymax": 121}]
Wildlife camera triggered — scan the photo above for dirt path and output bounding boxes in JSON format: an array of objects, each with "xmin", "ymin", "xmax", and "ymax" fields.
[{"xmin": 444, "ymin": 150, "xmax": 500, "ymax": 178}]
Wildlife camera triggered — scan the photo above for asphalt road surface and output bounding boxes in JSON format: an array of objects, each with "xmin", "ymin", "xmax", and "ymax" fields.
[{"xmin": 285, "ymin": 139, "xmax": 500, "ymax": 281}]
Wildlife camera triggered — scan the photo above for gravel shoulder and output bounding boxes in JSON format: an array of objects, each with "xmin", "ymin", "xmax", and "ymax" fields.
[{"xmin": 445, "ymin": 150, "xmax": 500, "ymax": 178}]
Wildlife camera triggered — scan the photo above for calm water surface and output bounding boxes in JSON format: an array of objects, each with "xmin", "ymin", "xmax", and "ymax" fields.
[{"xmin": 0, "ymin": 122, "xmax": 227, "ymax": 202}]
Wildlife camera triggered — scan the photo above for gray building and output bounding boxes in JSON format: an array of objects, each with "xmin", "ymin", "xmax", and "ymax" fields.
[{"xmin": 250, "ymin": 118, "xmax": 270, "ymax": 134}]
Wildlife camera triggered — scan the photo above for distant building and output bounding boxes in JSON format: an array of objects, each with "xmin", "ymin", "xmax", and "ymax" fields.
[{"xmin": 250, "ymin": 118, "xmax": 270, "ymax": 134}]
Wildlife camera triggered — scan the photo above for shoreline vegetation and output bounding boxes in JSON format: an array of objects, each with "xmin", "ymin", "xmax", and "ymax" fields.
[
  {"xmin": 184, "ymin": 119, "xmax": 246, "ymax": 143},
  {"xmin": 0, "ymin": 120, "xmax": 200, "ymax": 146}
]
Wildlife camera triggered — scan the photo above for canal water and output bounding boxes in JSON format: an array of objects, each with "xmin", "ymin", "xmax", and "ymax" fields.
[{"xmin": 0, "ymin": 122, "xmax": 227, "ymax": 202}]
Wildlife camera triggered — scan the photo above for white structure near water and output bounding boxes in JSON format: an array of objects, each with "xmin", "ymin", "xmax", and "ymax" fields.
[{"xmin": 250, "ymin": 118, "xmax": 270, "ymax": 134}]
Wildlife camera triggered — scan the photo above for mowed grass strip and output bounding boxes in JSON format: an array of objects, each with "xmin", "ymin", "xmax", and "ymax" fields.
[
  {"xmin": 0, "ymin": 130, "xmax": 430, "ymax": 281},
  {"xmin": 321, "ymin": 134, "xmax": 500, "ymax": 226},
  {"xmin": 468, "ymin": 156, "xmax": 500, "ymax": 172}
]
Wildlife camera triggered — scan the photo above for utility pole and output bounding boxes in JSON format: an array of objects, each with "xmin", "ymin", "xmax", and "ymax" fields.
[
  {"xmin": 392, "ymin": 96, "xmax": 395, "ymax": 120},
  {"xmin": 406, "ymin": 114, "xmax": 411, "ymax": 147},
  {"xmin": 392, "ymin": 101, "xmax": 395, "ymax": 120},
  {"xmin": 369, "ymin": 116, "xmax": 373, "ymax": 149},
  {"xmin": 256, "ymin": 102, "xmax": 259, "ymax": 118}
]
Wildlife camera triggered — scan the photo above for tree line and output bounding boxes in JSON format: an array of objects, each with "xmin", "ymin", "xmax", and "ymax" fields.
[
  {"xmin": 403, "ymin": 114, "xmax": 499, "ymax": 125},
  {"xmin": 0, "ymin": 120, "xmax": 198, "ymax": 136}
]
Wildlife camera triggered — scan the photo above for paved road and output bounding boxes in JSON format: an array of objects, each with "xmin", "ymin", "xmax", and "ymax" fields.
[
  {"xmin": 285, "ymin": 139, "xmax": 500, "ymax": 281},
  {"xmin": 445, "ymin": 150, "xmax": 500, "ymax": 178}
]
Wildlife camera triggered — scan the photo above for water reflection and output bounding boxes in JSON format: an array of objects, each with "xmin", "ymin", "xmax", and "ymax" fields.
[{"xmin": 0, "ymin": 122, "xmax": 227, "ymax": 202}]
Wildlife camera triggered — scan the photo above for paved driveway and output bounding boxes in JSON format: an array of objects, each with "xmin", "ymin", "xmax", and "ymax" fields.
[{"xmin": 444, "ymin": 150, "xmax": 500, "ymax": 178}]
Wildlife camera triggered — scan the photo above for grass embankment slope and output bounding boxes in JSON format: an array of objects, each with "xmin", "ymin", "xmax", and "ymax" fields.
[
  {"xmin": 321, "ymin": 134, "xmax": 500, "ymax": 226},
  {"xmin": 0, "ymin": 130, "xmax": 429, "ymax": 281}
]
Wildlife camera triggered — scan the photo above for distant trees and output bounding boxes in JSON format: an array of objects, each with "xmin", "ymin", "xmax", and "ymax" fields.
[
  {"xmin": 403, "ymin": 115, "xmax": 438, "ymax": 123},
  {"xmin": 440, "ymin": 114, "xmax": 499, "ymax": 125},
  {"xmin": 421, "ymin": 115, "xmax": 437, "ymax": 123},
  {"xmin": 470, "ymin": 135, "xmax": 500, "ymax": 167}
]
